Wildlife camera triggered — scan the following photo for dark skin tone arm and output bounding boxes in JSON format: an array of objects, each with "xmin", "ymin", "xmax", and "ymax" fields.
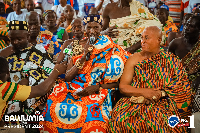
[
  {"xmin": 56, "ymin": 39, "xmax": 74, "ymax": 64},
  {"xmin": 57, "ymin": 13, "xmax": 65, "ymax": 27},
  {"xmin": 125, "ymin": 41, "xmax": 141, "ymax": 54},
  {"xmin": 27, "ymin": 61, "xmax": 68, "ymax": 99},
  {"xmin": 65, "ymin": 54, "xmax": 86, "ymax": 82},
  {"xmin": 102, "ymin": 3, "xmax": 111, "ymax": 31},
  {"xmin": 96, "ymin": 0, "xmax": 104, "ymax": 12},
  {"xmin": 77, "ymin": 82, "xmax": 118, "ymax": 97},
  {"xmin": 167, "ymin": 32, "xmax": 176, "ymax": 47},
  {"xmin": 0, "ymin": 63, "xmax": 67, "ymax": 124},
  {"xmin": 168, "ymin": 38, "xmax": 177, "ymax": 55},
  {"xmin": 119, "ymin": 53, "xmax": 161, "ymax": 104},
  {"xmin": 62, "ymin": 30, "xmax": 69, "ymax": 41}
]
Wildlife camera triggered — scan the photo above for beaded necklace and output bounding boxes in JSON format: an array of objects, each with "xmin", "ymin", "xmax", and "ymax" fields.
[
  {"xmin": 181, "ymin": 39, "xmax": 200, "ymax": 75},
  {"xmin": 72, "ymin": 39, "xmax": 83, "ymax": 56}
]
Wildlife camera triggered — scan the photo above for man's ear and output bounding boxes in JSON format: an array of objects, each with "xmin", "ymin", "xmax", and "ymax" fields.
[
  {"xmin": 100, "ymin": 25, "xmax": 103, "ymax": 31},
  {"xmin": 5, "ymin": 73, "xmax": 10, "ymax": 82},
  {"xmin": 158, "ymin": 37, "xmax": 162, "ymax": 45}
]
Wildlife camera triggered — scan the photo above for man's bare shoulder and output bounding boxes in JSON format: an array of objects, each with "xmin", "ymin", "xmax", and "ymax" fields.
[
  {"xmin": 169, "ymin": 37, "xmax": 184, "ymax": 47},
  {"xmin": 105, "ymin": 2, "xmax": 117, "ymax": 8},
  {"xmin": 104, "ymin": 3, "xmax": 117, "ymax": 13},
  {"xmin": 126, "ymin": 53, "xmax": 141, "ymax": 66}
]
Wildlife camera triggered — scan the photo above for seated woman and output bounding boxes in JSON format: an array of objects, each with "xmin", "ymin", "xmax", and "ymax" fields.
[
  {"xmin": 43, "ymin": 10, "xmax": 68, "ymax": 44},
  {"xmin": 40, "ymin": 15, "xmax": 130, "ymax": 132}
]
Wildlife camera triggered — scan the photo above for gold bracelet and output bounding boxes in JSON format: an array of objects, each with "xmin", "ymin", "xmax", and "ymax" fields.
[
  {"xmin": 75, "ymin": 58, "xmax": 85, "ymax": 69},
  {"xmin": 54, "ymin": 69, "xmax": 60, "ymax": 74}
]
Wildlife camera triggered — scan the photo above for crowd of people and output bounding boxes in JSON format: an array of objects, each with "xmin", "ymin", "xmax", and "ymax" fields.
[{"xmin": 0, "ymin": 0, "xmax": 200, "ymax": 133}]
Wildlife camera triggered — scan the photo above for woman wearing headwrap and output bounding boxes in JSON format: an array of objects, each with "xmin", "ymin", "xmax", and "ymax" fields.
[{"xmin": 43, "ymin": 10, "xmax": 68, "ymax": 44}]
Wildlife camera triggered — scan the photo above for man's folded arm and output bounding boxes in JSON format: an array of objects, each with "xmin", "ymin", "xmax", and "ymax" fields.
[{"xmin": 119, "ymin": 54, "xmax": 142, "ymax": 97}]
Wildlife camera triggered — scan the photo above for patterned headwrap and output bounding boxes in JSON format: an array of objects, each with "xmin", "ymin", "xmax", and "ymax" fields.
[
  {"xmin": 83, "ymin": 15, "xmax": 103, "ymax": 25},
  {"xmin": 43, "ymin": 10, "xmax": 56, "ymax": 18},
  {"xmin": 8, "ymin": 20, "xmax": 28, "ymax": 31}
]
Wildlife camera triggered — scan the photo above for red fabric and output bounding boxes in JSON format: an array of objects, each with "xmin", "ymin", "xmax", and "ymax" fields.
[
  {"xmin": 4, "ymin": 4, "xmax": 9, "ymax": 10},
  {"xmin": 181, "ymin": 0, "xmax": 189, "ymax": 11},
  {"xmin": 70, "ymin": 0, "xmax": 73, "ymax": 7}
]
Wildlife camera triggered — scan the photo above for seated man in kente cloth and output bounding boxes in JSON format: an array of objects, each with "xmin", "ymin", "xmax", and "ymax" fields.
[
  {"xmin": 40, "ymin": 15, "xmax": 130, "ymax": 132},
  {"xmin": 168, "ymin": 16, "xmax": 200, "ymax": 133},
  {"xmin": 109, "ymin": 26, "xmax": 192, "ymax": 133}
]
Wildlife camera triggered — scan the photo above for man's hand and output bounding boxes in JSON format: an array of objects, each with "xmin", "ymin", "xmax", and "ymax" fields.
[
  {"xmin": 102, "ymin": 26, "xmax": 119, "ymax": 38},
  {"xmin": 76, "ymin": 85, "xmax": 99, "ymax": 97},
  {"xmin": 81, "ymin": 38, "xmax": 94, "ymax": 56},
  {"xmin": 54, "ymin": 61, "xmax": 68, "ymax": 75},
  {"xmin": 108, "ymin": 26, "xmax": 119, "ymax": 38},
  {"xmin": 141, "ymin": 88, "xmax": 162, "ymax": 104},
  {"xmin": 18, "ymin": 78, "xmax": 29, "ymax": 85},
  {"xmin": 57, "ymin": 13, "xmax": 65, "ymax": 26}
]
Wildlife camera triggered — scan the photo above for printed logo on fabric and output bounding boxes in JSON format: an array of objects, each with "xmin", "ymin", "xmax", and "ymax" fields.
[
  {"xmin": 55, "ymin": 103, "xmax": 82, "ymax": 124},
  {"xmin": 105, "ymin": 55, "xmax": 124, "ymax": 80}
]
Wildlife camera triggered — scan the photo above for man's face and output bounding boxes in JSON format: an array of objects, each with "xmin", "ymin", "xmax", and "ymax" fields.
[
  {"xmin": 141, "ymin": 28, "xmax": 161, "ymax": 53},
  {"xmin": 0, "ymin": 5, "xmax": 5, "ymax": 14},
  {"xmin": 64, "ymin": 5, "xmax": 74, "ymax": 20},
  {"xmin": 59, "ymin": 0, "xmax": 67, "ymax": 5},
  {"xmin": 13, "ymin": 0, "xmax": 21, "ymax": 12},
  {"xmin": 85, "ymin": 22, "xmax": 101, "ymax": 40},
  {"xmin": 9, "ymin": 30, "xmax": 28, "ymax": 51},
  {"xmin": 26, "ymin": 1, "xmax": 34, "ymax": 12},
  {"xmin": 183, "ymin": 18, "xmax": 199, "ymax": 39},
  {"xmin": 44, "ymin": 12, "xmax": 56, "ymax": 27},
  {"xmin": 156, "ymin": 9, "xmax": 167, "ymax": 25},
  {"xmin": 71, "ymin": 20, "xmax": 83, "ymax": 38},
  {"xmin": 28, "ymin": 14, "xmax": 40, "ymax": 37}
]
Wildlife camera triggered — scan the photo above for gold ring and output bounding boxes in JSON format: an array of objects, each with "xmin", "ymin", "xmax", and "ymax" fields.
[
  {"xmin": 152, "ymin": 96, "xmax": 157, "ymax": 100},
  {"xmin": 88, "ymin": 46, "xmax": 93, "ymax": 51}
]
